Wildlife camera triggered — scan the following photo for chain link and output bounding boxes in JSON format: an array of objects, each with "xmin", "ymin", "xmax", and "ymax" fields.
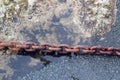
[{"xmin": 0, "ymin": 40, "xmax": 120, "ymax": 56}]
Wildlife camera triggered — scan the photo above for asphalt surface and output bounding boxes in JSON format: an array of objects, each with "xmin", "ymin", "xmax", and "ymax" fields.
[
  {"xmin": 17, "ymin": 0, "xmax": 120, "ymax": 80},
  {"xmin": 17, "ymin": 55, "xmax": 120, "ymax": 80}
]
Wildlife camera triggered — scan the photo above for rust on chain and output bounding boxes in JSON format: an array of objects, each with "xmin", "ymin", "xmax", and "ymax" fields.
[
  {"xmin": 41, "ymin": 43, "xmax": 55, "ymax": 53},
  {"xmin": 8, "ymin": 41, "xmax": 22, "ymax": 51},
  {"xmin": 0, "ymin": 40, "xmax": 120, "ymax": 56},
  {"xmin": 24, "ymin": 42, "xmax": 38, "ymax": 52},
  {"xmin": 74, "ymin": 45, "xmax": 92, "ymax": 54},
  {"xmin": 57, "ymin": 44, "xmax": 71, "ymax": 54}
]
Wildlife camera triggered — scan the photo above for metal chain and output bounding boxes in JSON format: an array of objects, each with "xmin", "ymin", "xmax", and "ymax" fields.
[{"xmin": 0, "ymin": 41, "xmax": 120, "ymax": 56}]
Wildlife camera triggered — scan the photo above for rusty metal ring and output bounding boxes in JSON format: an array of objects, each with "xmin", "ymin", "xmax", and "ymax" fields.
[
  {"xmin": 8, "ymin": 41, "xmax": 22, "ymax": 51},
  {"xmin": 24, "ymin": 42, "xmax": 37, "ymax": 52}
]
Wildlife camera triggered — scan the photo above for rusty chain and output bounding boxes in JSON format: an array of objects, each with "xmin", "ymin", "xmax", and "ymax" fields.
[{"xmin": 0, "ymin": 40, "xmax": 120, "ymax": 56}]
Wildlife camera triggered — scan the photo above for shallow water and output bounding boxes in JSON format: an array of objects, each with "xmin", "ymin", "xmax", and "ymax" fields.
[{"xmin": 0, "ymin": 0, "xmax": 120, "ymax": 80}]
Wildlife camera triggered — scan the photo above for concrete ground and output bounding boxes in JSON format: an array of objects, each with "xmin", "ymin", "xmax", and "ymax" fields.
[
  {"xmin": 0, "ymin": 0, "xmax": 119, "ymax": 80},
  {"xmin": 16, "ymin": 0, "xmax": 120, "ymax": 80}
]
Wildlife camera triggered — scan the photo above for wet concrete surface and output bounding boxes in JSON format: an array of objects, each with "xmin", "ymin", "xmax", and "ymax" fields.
[
  {"xmin": 18, "ymin": 55, "xmax": 120, "ymax": 80},
  {"xmin": 0, "ymin": 0, "xmax": 120, "ymax": 80},
  {"xmin": 16, "ymin": 0, "xmax": 120, "ymax": 80}
]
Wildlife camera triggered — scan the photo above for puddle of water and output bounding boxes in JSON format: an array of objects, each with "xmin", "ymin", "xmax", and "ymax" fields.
[{"xmin": 0, "ymin": 51, "xmax": 73, "ymax": 80}]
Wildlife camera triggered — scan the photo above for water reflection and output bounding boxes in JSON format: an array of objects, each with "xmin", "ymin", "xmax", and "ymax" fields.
[
  {"xmin": 0, "ymin": 55, "xmax": 14, "ymax": 80},
  {"xmin": 0, "ymin": 51, "xmax": 51, "ymax": 80}
]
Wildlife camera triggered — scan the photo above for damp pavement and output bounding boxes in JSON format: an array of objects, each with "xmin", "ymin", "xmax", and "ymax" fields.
[
  {"xmin": 16, "ymin": 0, "xmax": 120, "ymax": 80},
  {"xmin": 17, "ymin": 55, "xmax": 120, "ymax": 80},
  {"xmin": 0, "ymin": 0, "xmax": 119, "ymax": 80}
]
